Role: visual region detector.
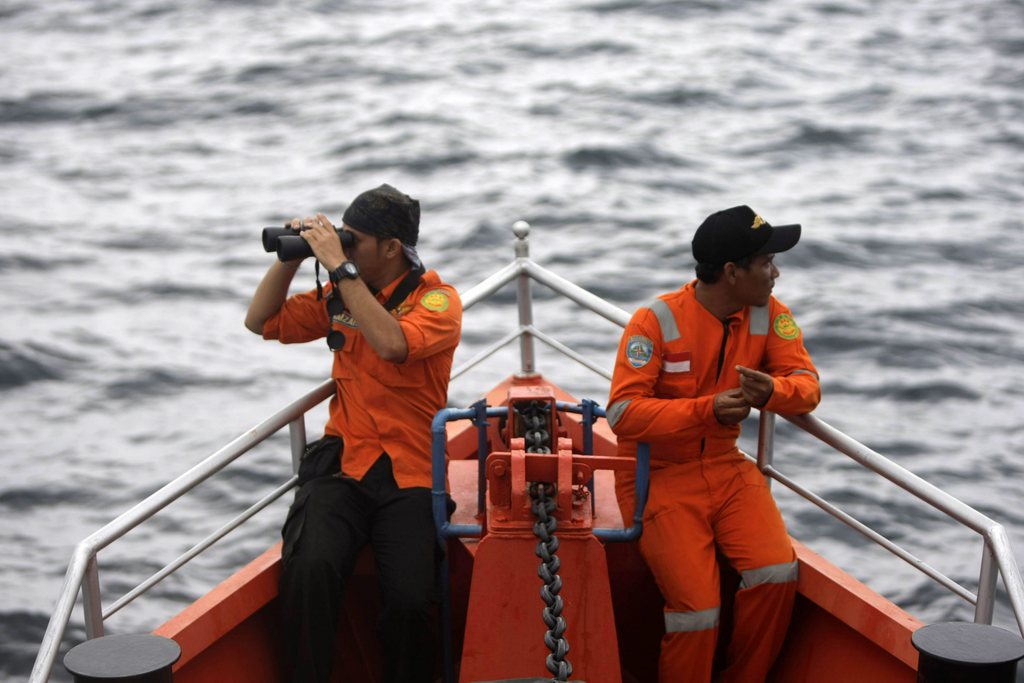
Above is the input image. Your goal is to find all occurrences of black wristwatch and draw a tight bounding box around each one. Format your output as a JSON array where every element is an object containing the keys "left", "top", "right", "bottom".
[{"left": 330, "top": 261, "right": 360, "bottom": 282}]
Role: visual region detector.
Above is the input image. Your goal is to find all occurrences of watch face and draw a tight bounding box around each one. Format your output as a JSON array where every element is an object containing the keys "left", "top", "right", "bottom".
[{"left": 332, "top": 262, "right": 358, "bottom": 280}]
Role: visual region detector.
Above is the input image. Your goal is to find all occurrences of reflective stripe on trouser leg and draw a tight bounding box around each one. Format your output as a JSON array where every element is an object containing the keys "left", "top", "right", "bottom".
[
  {"left": 720, "top": 564, "right": 799, "bottom": 683},
  {"left": 661, "top": 609, "right": 719, "bottom": 683},
  {"left": 739, "top": 560, "right": 799, "bottom": 589},
  {"left": 664, "top": 606, "right": 720, "bottom": 633},
  {"left": 716, "top": 577, "right": 794, "bottom": 683}
]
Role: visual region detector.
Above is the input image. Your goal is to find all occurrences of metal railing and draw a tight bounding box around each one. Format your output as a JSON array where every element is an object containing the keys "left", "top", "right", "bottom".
[
  {"left": 755, "top": 410, "right": 1024, "bottom": 633},
  {"left": 29, "top": 386, "right": 329, "bottom": 682},
  {"left": 30, "top": 220, "right": 1024, "bottom": 681}
]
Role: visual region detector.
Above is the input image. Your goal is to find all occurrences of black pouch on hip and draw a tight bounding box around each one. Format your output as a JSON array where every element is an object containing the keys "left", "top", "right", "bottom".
[{"left": 296, "top": 435, "right": 343, "bottom": 487}]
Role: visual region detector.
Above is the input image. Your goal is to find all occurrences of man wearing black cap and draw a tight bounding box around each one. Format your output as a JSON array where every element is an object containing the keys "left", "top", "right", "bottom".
[
  {"left": 246, "top": 184, "right": 462, "bottom": 683},
  {"left": 606, "top": 206, "right": 820, "bottom": 683}
]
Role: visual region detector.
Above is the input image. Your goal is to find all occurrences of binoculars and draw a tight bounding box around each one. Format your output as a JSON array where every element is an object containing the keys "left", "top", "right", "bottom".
[{"left": 262, "top": 225, "right": 354, "bottom": 261}]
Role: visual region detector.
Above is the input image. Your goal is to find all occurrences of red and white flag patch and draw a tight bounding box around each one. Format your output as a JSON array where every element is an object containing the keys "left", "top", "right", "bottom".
[{"left": 663, "top": 351, "right": 691, "bottom": 373}]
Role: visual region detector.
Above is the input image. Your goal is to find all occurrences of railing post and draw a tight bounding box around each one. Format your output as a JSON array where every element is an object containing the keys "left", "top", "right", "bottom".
[
  {"left": 513, "top": 220, "right": 536, "bottom": 377},
  {"left": 82, "top": 555, "right": 103, "bottom": 639},
  {"left": 289, "top": 416, "right": 307, "bottom": 475},
  {"left": 977, "top": 538, "right": 999, "bottom": 624},
  {"left": 757, "top": 410, "right": 776, "bottom": 490}
]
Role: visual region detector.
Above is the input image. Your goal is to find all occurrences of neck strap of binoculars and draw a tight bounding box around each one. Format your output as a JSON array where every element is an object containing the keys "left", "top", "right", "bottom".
[{"left": 379, "top": 264, "right": 426, "bottom": 311}]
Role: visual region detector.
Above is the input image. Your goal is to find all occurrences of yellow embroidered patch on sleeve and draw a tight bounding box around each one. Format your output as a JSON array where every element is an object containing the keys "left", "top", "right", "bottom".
[
  {"left": 773, "top": 313, "right": 800, "bottom": 340},
  {"left": 420, "top": 289, "right": 450, "bottom": 312}
]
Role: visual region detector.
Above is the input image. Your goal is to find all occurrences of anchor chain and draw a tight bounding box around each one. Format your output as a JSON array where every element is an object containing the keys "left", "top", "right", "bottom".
[
  {"left": 518, "top": 400, "right": 551, "bottom": 453},
  {"left": 531, "top": 482, "right": 572, "bottom": 682},
  {"left": 517, "top": 399, "right": 571, "bottom": 682}
]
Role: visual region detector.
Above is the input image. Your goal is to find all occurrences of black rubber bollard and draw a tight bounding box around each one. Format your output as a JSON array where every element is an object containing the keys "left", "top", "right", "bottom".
[
  {"left": 912, "top": 622, "right": 1024, "bottom": 683},
  {"left": 63, "top": 633, "right": 181, "bottom": 683}
]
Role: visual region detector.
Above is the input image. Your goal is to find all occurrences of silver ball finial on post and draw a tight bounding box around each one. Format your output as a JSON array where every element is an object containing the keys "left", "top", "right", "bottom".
[{"left": 513, "top": 220, "right": 530, "bottom": 259}]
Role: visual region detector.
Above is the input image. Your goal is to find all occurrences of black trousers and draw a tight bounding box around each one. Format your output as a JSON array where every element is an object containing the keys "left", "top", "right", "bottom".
[{"left": 280, "top": 452, "right": 438, "bottom": 683}]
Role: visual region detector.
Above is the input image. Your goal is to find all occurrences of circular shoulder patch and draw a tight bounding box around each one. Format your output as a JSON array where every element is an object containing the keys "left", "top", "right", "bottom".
[
  {"left": 420, "top": 289, "right": 450, "bottom": 312},
  {"left": 626, "top": 335, "right": 654, "bottom": 368},
  {"left": 773, "top": 313, "right": 800, "bottom": 340}
]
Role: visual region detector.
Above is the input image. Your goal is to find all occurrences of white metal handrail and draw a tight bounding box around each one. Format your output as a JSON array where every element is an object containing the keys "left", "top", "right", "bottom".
[
  {"left": 30, "top": 384, "right": 331, "bottom": 683},
  {"left": 755, "top": 410, "right": 1024, "bottom": 633},
  {"left": 30, "top": 220, "right": 1024, "bottom": 682}
]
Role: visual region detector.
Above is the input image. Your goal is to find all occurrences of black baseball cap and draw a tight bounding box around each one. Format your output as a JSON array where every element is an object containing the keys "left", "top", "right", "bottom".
[{"left": 691, "top": 205, "right": 801, "bottom": 266}]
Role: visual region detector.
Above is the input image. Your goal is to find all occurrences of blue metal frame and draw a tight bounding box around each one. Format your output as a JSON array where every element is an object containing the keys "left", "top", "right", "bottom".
[
  {"left": 430, "top": 404, "right": 651, "bottom": 542},
  {"left": 470, "top": 399, "right": 491, "bottom": 519}
]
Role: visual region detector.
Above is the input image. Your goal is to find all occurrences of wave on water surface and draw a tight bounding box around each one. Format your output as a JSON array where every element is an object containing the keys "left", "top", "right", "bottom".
[{"left": 1, "top": 0, "right": 1023, "bottom": 680}]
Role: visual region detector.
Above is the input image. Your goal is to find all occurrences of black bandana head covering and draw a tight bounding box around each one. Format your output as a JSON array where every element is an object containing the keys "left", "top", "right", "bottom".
[{"left": 342, "top": 184, "right": 420, "bottom": 246}]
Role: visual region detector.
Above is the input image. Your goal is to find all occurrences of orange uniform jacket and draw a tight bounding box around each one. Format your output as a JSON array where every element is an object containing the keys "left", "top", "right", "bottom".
[
  {"left": 609, "top": 281, "right": 819, "bottom": 483},
  {"left": 263, "top": 269, "right": 462, "bottom": 489}
]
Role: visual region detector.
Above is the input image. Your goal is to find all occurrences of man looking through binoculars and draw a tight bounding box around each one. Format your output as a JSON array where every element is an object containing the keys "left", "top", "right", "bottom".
[{"left": 245, "top": 184, "right": 462, "bottom": 683}]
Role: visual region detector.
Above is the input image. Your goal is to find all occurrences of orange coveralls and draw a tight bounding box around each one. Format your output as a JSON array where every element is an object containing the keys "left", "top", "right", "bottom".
[{"left": 608, "top": 281, "right": 820, "bottom": 683}]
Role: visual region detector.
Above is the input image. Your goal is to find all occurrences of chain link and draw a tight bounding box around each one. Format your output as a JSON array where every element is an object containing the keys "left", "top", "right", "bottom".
[
  {"left": 532, "top": 482, "right": 572, "bottom": 682},
  {"left": 517, "top": 400, "right": 571, "bottom": 682},
  {"left": 517, "top": 400, "right": 551, "bottom": 453}
]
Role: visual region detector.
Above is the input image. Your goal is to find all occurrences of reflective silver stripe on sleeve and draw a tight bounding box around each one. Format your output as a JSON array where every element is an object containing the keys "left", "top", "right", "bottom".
[
  {"left": 646, "top": 298, "right": 681, "bottom": 343},
  {"left": 664, "top": 607, "right": 720, "bottom": 633},
  {"left": 749, "top": 305, "right": 769, "bottom": 335},
  {"left": 606, "top": 400, "right": 631, "bottom": 429},
  {"left": 739, "top": 561, "right": 799, "bottom": 589},
  {"left": 789, "top": 368, "right": 819, "bottom": 380}
]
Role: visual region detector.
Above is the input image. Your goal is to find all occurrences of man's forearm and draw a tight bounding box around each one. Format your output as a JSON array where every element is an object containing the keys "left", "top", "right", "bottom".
[
  {"left": 608, "top": 393, "right": 716, "bottom": 440},
  {"left": 763, "top": 372, "right": 821, "bottom": 414},
  {"left": 245, "top": 260, "right": 302, "bottom": 334}
]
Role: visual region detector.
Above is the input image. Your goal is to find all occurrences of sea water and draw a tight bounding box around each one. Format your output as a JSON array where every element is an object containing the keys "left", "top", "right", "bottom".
[{"left": 1, "top": 1, "right": 1023, "bottom": 680}]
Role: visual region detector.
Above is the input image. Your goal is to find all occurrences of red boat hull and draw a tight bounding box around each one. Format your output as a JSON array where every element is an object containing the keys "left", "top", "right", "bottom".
[{"left": 155, "top": 376, "right": 923, "bottom": 682}]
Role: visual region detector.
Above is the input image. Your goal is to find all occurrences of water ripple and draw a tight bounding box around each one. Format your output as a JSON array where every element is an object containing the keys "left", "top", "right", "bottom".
[
  {"left": 823, "top": 379, "right": 982, "bottom": 402},
  {"left": 562, "top": 144, "right": 691, "bottom": 170},
  {"left": 0, "top": 342, "right": 67, "bottom": 390},
  {"left": 103, "top": 367, "right": 250, "bottom": 401},
  {"left": 2, "top": 2, "right": 1023, "bottom": 679}
]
